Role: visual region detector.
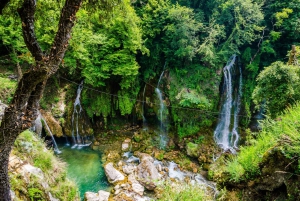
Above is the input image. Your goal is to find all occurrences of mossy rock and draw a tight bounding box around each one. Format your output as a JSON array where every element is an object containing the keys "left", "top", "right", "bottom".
[{"left": 186, "top": 142, "right": 199, "bottom": 158}]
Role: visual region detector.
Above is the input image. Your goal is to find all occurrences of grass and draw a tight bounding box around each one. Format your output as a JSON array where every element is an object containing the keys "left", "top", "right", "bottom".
[
  {"left": 158, "top": 182, "right": 214, "bottom": 201},
  {"left": 10, "top": 130, "right": 80, "bottom": 200},
  {"left": 219, "top": 103, "right": 300, "bottom": 182},
  {"left": 0, "top": 76, "right": 17, "bottom": 103}
]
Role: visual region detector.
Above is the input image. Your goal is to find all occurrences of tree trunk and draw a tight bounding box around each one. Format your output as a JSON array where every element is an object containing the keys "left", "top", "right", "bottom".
[{"left": 0, "top": 0, "right": 83, "bottom": 200}]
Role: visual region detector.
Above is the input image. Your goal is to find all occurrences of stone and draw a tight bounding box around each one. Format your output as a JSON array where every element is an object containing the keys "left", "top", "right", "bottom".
[
  {"left": 123, "top": 165, "right": 135, "bottom": 175},
  {"left": 48, "top": 192, "right": 59, "bottom": 201},
  {"left": 84, "top": 190, "right": 110, "bottom": 201},
  {"left": 186, "top": 142, "right": 199, "bottom": 158},
  {"left": 104, "top": 162, "right": 125, "bottom": 183},
  {"left": 136, "top": 152, "right": 154, "bottom": 163},
  {"left": 136, "top": 159, "right": 160, "bottom": 190},
  {"left": 122, "top": 138, "right": 131, "bottom": 151},
  {"left": 131, "top": 183, "right": 144, "bottom": 196}
]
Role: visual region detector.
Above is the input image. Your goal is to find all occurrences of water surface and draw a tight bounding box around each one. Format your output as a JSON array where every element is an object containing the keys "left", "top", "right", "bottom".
[{"left": 58, "top": 145, "right": 109, "bottom": 199}]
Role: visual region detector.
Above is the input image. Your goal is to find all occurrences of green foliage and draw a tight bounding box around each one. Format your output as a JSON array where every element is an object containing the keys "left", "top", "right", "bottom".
[
  {"left": 252, "top": 61, "right": 300, "bottom": 117},
  {"left": 0, "top": 76, "right": 17, "bottom": 104},
  {"left": 159, "top": 182, "right": 213, "bottom": 201},
  {"left": 28, "top": 188, "right": 43, "bottom": 201},
  {"left": 220, "top": 103, "right": 300, "bottom": 182}
]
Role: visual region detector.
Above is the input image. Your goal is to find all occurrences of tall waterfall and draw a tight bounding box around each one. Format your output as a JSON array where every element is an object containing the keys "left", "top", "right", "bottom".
[
  {"left": 214, "top": 54, "right": 242, "bottom": 153},
  {"left": 155, "top": 62, "right": 168, "bottom": 149},
  {"left": 41, "top": 115, "right": 61, "bottom": 154},
  {"left": 71, "top": 81, "right": 86, "bottom": 147}
]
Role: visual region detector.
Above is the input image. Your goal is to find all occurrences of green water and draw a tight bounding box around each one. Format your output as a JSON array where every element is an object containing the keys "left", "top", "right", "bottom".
[{"left": 58, "top": 145, "right": 109, "bottom": 199}]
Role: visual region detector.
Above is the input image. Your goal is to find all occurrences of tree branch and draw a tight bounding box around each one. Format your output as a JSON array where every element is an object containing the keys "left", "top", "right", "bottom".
[
  {"left": 17, "top": 0, "right": 44, "bottom": 62},
  {"left": 49, "top": 0, "right": 83, "bottom": 74}
]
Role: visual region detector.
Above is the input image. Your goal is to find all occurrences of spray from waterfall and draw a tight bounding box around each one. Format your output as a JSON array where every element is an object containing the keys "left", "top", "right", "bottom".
[
  {"left": 214, "top": 54, "right": 242, "bottom": 153},
  {"left": 41, "top": 115, "right": 62, "bottom": 154},
  {"left": 155, "top": 62, "right": 168, "bottom": 149}
]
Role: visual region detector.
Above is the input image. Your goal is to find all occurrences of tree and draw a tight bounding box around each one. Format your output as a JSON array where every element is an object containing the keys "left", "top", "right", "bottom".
[
  {"left": 0, "top": 0, "right": 83, "bottom": 199},
  {"left": 252, "top": 61, "right": 300, "bottom": 117}
]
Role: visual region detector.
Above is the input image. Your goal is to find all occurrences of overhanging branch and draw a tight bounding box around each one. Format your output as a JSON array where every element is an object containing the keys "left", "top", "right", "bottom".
[
  {"left": 49, "top": 0, "right": 83, "bottom": 74},
  {"left": 18, "top": 0, "right": 44, "bottom": 62}
]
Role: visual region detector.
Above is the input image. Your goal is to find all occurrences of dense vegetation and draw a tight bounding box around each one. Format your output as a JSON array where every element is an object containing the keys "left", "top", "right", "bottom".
[{"left": 1, "top": 0, "right": 299, "bottom": 133}]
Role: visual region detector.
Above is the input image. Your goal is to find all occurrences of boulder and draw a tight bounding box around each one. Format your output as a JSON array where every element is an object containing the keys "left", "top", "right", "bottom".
[
  {"left": 104, "top": 162, "right": 125, "bottom": 183},
  {"left": 131, "top": 183, "right": 144, "bottom": 196},
  {"left": 186, "top": 142, "right": 199, "bottom": 158},
  {"left": 122, "top": 138, "right": 131, "bottom": 151},
  {"left": 84, "top": 190, "right": 110, "bottom": 201},
  {"left": 123, "top": 165, "right": 135, "bottom": 175},
  {"left": 137, "top": 159, "right": 160, "bottom": 190}
]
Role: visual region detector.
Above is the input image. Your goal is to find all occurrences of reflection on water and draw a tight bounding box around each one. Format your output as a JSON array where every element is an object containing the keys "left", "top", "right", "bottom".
[{"left": 58, "top": 145, "right": 109, "bottom": 199}]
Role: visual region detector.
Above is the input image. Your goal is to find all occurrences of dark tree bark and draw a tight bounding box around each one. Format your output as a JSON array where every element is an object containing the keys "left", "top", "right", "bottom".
[{"left": 0, "top": 0, "right": 83, "bottom": 200}]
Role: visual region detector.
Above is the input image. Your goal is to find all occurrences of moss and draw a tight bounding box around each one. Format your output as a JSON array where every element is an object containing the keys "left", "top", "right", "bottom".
[{"left": 0, "top": 77, "right": 17, "bottom": 104}]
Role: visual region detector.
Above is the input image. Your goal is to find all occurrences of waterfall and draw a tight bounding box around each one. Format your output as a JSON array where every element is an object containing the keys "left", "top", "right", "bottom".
[
  {"left": 71, "top": 81, "right": 91, "bottom": 148},
  {"left": 155, "top": 62, "right": 168, "bottom": 149},
  {"left": 214, "top": 54, "right": 242, "bottom": 153},
  {"left": 41, "top": 115, "right": 61, "bottom": 154}
]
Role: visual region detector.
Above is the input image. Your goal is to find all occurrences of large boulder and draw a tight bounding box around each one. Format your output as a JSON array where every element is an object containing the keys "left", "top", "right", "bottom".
[
  {"left": 136, "top": 159, "right": 160, "bottom": 190},
  {"left": 84, "top": 190, "right": 110, "bottom": 201},
  {"left": 104, "top": 162, "right": 125, "bottom": 184}
]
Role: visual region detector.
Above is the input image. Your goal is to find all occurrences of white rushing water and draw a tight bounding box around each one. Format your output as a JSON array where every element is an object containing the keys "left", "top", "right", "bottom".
[
  {"left": 155, "top": 62, "right": 168, "bottom": 149},
  {"left": 70, "top": 81, "right": 92, "bottom": 148},
  {"left": 41, "top": 115, "right": 61, "bottom": 154},
  {"left": 214, "top": 54, "right": 242, "bottom": 153}
]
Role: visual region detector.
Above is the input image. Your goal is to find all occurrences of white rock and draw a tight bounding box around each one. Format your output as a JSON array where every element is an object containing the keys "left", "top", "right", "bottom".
[
  {"left": 84, "top": 190, "right": 110, "bottom": 201},
  {"left": 48, "top": 192, "right": 59, "bottom": 201},
  {"left": 128, "top": 174, "right": 139, "bottom": 184},
  {"left": 104, "top": 162, "right": 125, "bottom": 183},
  {"left": 131, "top": 183, "right": 144, "bottom": 196},
  {"left": 122, "top": 138, "right": 131, "bottom": 151},
  {"left": 123, "top": 165, "right": 135, "bottom": 175}
]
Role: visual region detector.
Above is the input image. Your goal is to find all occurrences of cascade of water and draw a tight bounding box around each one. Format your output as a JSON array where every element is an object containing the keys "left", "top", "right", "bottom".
[
  {"left": 71, "top": 81, "right": 83, "bottom": 147},
  {"left": 155, "top": 62, "right": 168, "bottom": 149},
  {"left": 41, "top": 116, "right": 62, "bottom": 154},
  {"left": 214, "top": 54, "right": 242, "bottom": 153},
  {"left": 231, "top": 58, "right": 243, "bottom": 148}
]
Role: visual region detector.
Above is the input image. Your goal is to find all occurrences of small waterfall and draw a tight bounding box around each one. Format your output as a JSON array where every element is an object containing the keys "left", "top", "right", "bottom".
[
  {"left": 71, "top": 81, "right": 83, "bottom": 146},
  {"left": 214, "top": 54, "right": 242, "bottom": 153},
  {"left": 155, "top": 62, "right": 168, "bottom": 149},
  {"left": 71, "top": 81, "right": 91, "bottom": 148},
  {"left": 41, "top": 115, "right": 61, "bottom": 154}
]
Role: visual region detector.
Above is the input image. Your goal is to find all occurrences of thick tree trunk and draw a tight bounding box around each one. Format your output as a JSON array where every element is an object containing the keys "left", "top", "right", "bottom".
[{"left": 0, "top": 0, "right": 83, "bottom": 200}]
